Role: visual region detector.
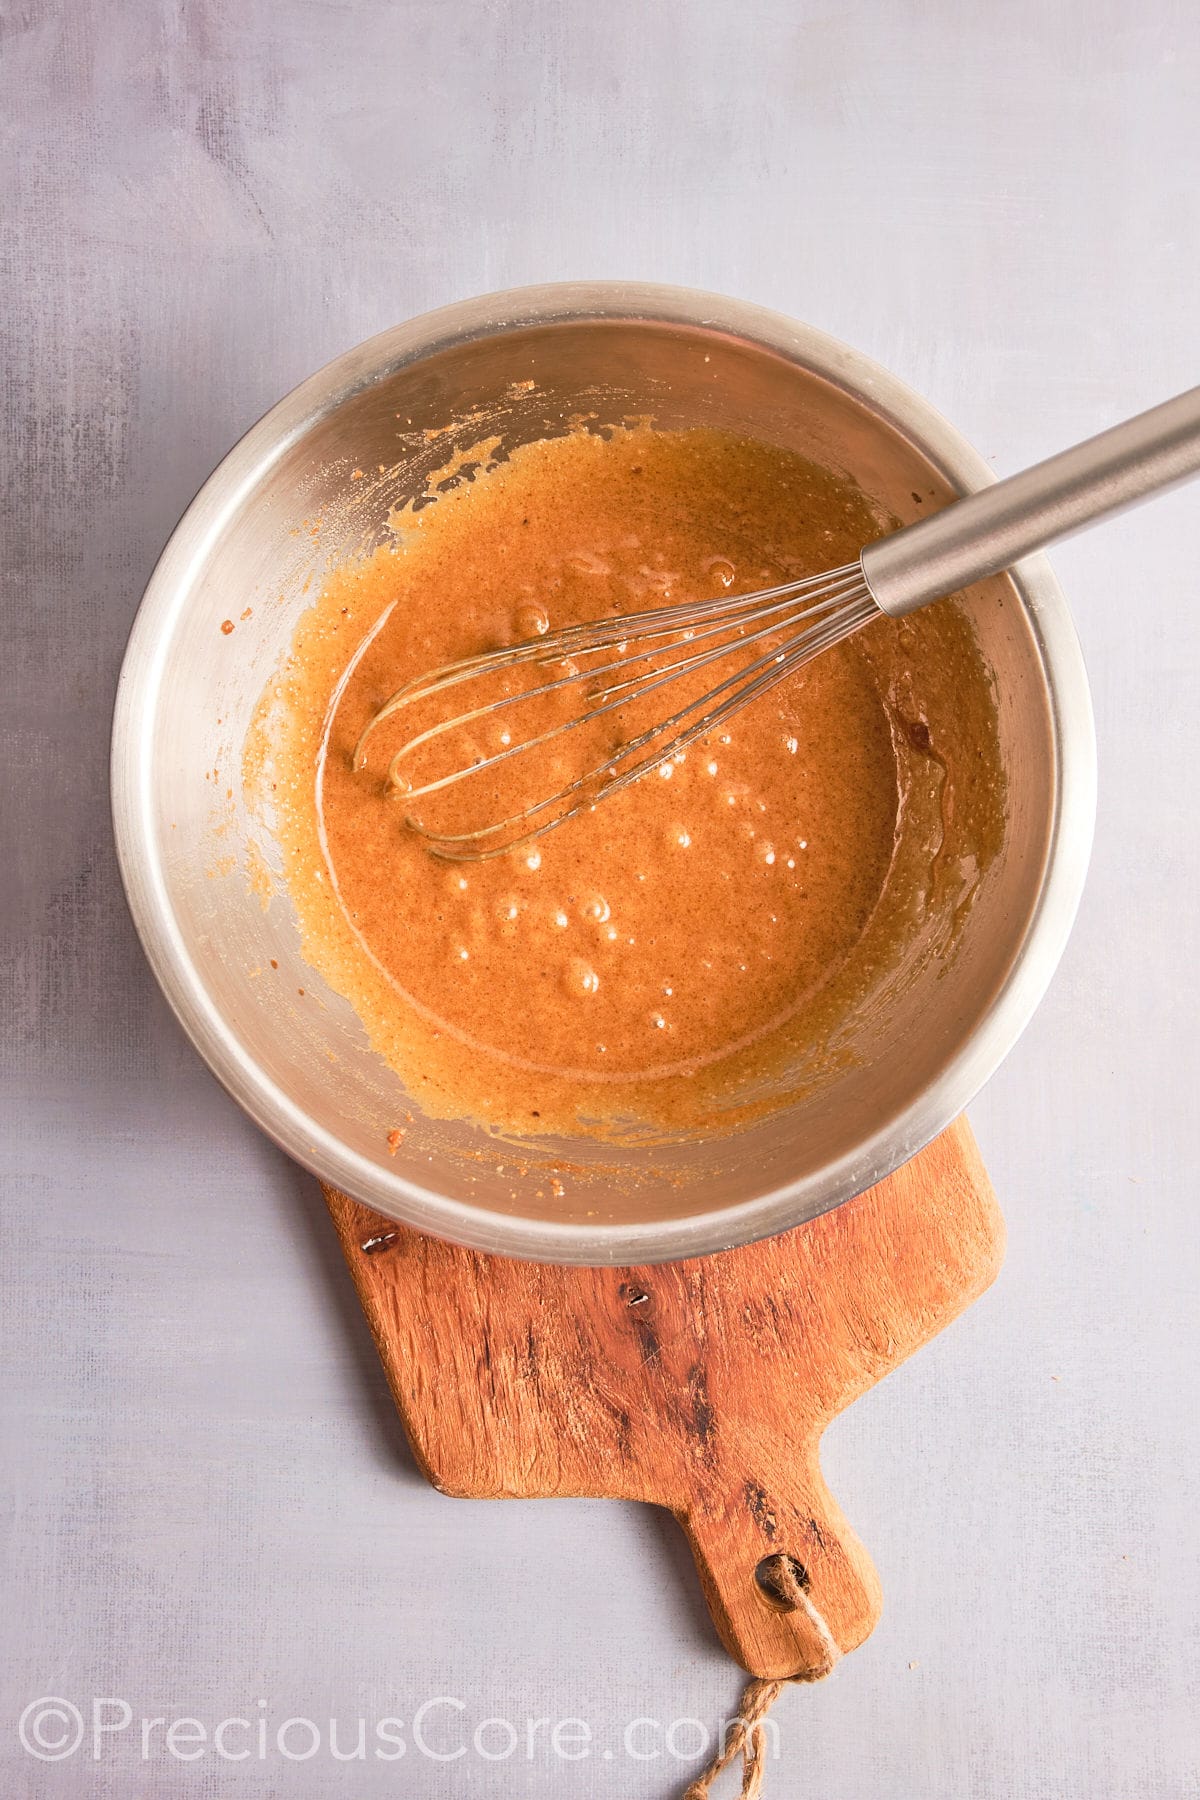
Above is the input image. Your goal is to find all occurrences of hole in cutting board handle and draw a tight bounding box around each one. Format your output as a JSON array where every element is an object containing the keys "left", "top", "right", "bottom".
[{"left": 754, "top": 1554, "right": 810, "bottom": 1609}]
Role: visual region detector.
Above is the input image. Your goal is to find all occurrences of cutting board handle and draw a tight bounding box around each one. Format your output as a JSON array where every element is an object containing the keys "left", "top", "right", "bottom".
[{"left": 681, "top": 1453, "right": 882, "bottom": 1676}]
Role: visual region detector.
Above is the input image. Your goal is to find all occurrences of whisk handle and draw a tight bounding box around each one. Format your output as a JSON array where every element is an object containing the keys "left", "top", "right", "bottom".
[{"left": 861, "top": 384, "right": 1200, "bottom": 617}]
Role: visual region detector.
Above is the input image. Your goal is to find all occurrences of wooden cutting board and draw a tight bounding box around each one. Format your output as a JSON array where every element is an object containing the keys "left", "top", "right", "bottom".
[{"left": 322, "top": 1117, "right": 1003, "bottom": 1680}]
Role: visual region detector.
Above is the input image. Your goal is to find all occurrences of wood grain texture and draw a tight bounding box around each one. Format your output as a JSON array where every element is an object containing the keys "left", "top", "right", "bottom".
[{"left": 323, "top": 1118, "right": 1003, "bottom": 1679}]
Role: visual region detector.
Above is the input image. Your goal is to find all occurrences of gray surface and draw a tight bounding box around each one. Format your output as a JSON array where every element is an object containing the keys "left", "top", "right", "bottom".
[{"left": 2, "top": 1, "right": 1197, "bottom": 1794}]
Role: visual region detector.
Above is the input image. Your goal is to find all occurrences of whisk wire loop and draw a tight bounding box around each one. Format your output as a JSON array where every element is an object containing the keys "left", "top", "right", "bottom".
[
  {"left": 419, "top": 597, "right": 876, "bottom": 861},
  {"left": 353, "top": 564, "right": 879, "bottom": 860},
  {"left": 380, "top": 571, "right": 870, "bottom": 804}
]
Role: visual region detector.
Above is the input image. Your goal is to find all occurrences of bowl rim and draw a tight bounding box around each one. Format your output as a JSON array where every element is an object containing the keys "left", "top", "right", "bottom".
[{"left": 110, "top": 280, "right": 1096, "bottom": 1264}]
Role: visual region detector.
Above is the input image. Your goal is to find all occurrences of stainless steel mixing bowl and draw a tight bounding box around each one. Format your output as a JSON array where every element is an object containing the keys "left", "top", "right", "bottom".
[{"left": 111, "top": 282, "right": 1095, "bottom": 1263}]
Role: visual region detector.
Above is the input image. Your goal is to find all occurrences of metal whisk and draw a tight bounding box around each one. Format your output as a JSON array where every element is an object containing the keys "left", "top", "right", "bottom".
[{"left": 355, "top": 387, "right": 1200, "bottom": 861}]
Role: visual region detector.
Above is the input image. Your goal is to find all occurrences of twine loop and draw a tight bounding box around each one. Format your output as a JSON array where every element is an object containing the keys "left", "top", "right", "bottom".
[{"left": 680, "top": 1554, "right": 840, "bottom": 1800}]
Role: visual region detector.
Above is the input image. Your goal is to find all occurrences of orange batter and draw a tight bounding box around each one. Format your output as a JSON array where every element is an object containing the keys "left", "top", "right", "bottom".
[{"left": 255, "top": 426, "right": 1004, "bottom": 1141}]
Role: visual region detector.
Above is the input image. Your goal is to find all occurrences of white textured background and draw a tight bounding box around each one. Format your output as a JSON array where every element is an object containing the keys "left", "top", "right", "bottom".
[{"left": 3, "top": 2, "right": 1198, "bottom": 1795}]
